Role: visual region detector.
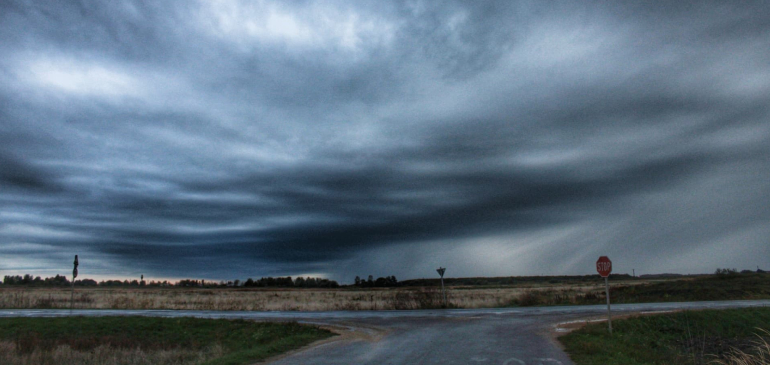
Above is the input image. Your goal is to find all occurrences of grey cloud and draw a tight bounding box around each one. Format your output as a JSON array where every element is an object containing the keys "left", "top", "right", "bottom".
[
  {"left": 0, "top": 152, "right": 59, "bottom": 192},
  {"left": 1, "top": 1, "right": 769, "bottom": 281}
]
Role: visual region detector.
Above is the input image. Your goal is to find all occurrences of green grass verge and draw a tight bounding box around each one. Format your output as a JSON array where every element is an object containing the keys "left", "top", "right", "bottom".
[
  {"left": 0, "top": 316, "right": 335, "bottom": 365},
  {"left": 559, "top": 307, "right": 770, "bottom": 365}
]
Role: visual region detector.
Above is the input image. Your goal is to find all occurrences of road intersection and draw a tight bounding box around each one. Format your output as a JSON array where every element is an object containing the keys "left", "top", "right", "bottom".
[{"left": 3, "top": 300, "right": 769, "bottom": 364}]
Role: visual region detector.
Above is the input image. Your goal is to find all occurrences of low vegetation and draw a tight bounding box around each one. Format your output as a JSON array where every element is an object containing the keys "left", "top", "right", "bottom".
[
  {"left": 1, "top": 272, "right": 766, "bottom": 311},
  {"left": 400, "top": 274, "right": 634, "bottom": 287},
  {"left": 559, "top": 307, "right": 770, "bottom": 365},
  {"left": 0, "top": 316, "right": 333, "bottom": 365},
  {"left": 597, "top": 272, "right": 770, "bottom": 304},
  {"left": 0, "top": 286, "right": 507, "bottom": 310},
  {"left": 712, "top": 329, "right": 770, "bottom": 365},
  {"left": 508, "top": 273, "right": 770, "bottom": 307}
]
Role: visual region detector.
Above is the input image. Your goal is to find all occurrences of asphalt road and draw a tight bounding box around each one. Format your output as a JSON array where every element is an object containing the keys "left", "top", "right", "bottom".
[{"left": 2, "top": 300, "right": 769, "bottom": 364}]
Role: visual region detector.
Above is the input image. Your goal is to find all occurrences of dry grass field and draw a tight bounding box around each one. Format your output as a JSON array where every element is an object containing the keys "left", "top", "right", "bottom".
[
  {"left": 4, "top": 273, "right": 762, "bottom": 311},
  {"left": 0, "top": 280, "right": 627, "bottom": 311}
]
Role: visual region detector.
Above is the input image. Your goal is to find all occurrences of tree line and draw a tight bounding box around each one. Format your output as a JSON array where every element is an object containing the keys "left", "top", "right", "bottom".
[
  {"left": 3, "top": 274, "right": 97, "bottom": 287},
  {"left": 354, "top": 275, "right": 399, "bottom": 287},
  {"left": 1, "top": 274, "right": 339, "bottom": 288},
  {"left": 2, "top": 274, "right": 171, "bottom": 287},
  {"left": 242, "top": 276, "right": 339, "bottom": 288}
]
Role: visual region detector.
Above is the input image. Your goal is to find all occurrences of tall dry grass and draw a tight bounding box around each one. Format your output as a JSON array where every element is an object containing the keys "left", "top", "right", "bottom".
[
  {"left": 0, "top": 284, "right": 609, "bottom": 311},
  {"left": 0, "top": 341, "right": 224, "bottom": 365},
  {"left": 711, "top": 330, "right": 770, "bottom": 365}
]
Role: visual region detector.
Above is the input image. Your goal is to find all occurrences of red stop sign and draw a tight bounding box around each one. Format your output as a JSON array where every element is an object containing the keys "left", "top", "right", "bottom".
[{"left": 596, "top": 256, "right": 612, "bottom": 277}]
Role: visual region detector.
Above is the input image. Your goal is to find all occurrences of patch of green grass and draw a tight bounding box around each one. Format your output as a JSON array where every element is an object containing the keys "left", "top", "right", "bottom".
[
  {"left": 0, "top": 316, "right": 334, "bottom": 365},
  {"left": 559, "top": 307, "right": 770, "bottom": 365}
]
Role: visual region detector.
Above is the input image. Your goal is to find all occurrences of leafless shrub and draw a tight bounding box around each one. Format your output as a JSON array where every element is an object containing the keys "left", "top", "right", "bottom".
[
  {"left": 32, "top": 295, "right": 57, "bottom": 309},
  {"left": 515, "top": 290, "right": 545, "bottom": 306},
  {"left": 512, "top": 288, "right": 601, "bottom": 306},
  {"left": 388, "top": 287, "right": 447, "bottom": 309}
]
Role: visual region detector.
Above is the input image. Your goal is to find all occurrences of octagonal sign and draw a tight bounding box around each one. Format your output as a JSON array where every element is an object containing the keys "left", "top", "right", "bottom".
[{"left": 596, "top": 256, "right": 612, "bottom": 277}]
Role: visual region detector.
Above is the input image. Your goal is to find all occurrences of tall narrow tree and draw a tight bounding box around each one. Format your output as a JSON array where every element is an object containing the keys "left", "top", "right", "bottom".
[{"left": 70, "top": 255, "right": 78, "bottom": 311}]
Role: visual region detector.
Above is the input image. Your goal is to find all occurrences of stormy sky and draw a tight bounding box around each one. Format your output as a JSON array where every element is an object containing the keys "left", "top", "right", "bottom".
[{"left": 1, "top": 1, "right": 769, "bottom": 283}]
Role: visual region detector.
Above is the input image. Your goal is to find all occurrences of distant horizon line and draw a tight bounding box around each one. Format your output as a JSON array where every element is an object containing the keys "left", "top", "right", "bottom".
[{"left": 3, "top": 268, "right": 758, "bottom": 286}]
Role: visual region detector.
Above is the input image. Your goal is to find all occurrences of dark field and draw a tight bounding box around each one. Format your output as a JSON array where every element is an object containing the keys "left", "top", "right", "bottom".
[{"left": 0, "top": 316, "right": 334, "bottom": 365}]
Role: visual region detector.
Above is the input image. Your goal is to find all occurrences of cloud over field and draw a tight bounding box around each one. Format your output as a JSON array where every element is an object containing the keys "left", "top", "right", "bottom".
[{"left": 1, "top": 1, "right": 769, "bottom": 281}]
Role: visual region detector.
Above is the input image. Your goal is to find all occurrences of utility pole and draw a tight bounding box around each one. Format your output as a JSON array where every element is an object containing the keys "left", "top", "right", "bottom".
[
  {"left": 436, "top": 267, "right": 447, "bottom": 307},
  {"left": 71, "top": 255, "right": 78, "bottom": 312}
]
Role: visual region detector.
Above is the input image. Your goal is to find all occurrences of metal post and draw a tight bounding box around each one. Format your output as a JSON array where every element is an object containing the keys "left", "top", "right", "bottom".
[
  {"left": 605, "top": 276, "right": 612, "bottom": 335},
  {"left": 440, "top": 276, "right": 446, "bottom": 307},
  {"left": 436, "top": 267, "right": 447, "bottom": 308}
]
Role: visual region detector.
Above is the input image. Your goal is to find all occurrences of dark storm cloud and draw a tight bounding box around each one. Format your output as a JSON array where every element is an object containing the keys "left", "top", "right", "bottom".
[
  {"left": 0, "top": 152, "right": 59, "bottom": 192},
  {"left": 1, "top": 0, "right": 769, "bottom": 281}
]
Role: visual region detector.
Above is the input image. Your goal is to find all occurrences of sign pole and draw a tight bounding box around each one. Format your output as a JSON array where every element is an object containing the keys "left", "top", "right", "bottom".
[
  {"left": 596, "top": 256, "right": 612, "bottom": 335},
  {"left": 605, "top": 276, "right": 612, "bottom": 335},
  {"left": 436, "top": 267, "right": 447, "bottom": 308}
]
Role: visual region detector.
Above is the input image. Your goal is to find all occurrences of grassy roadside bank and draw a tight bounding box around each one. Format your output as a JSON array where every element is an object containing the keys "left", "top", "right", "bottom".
[
  {"left": 0, "top": 316, "right": 334, "bottom": 365},
  {"left": 558, "top": 307, "right": 770, "bottom": 365}
]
